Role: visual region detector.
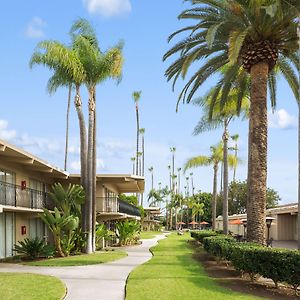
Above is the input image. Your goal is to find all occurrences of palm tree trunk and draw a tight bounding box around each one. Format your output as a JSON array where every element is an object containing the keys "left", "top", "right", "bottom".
[
  {"left": 247, "top": 62, "right": 268, "bottom": 244},
  {"left": 298, "top": 102, "right": 300, "bottom": 250},
  {"left": 74, "top": 85, "right": 88, "bottom": 233},
  {"left": 142, "top": 135, "right": 145, "bottom": 176},
  {"left": 64, "top": 84, "right": 72, "bottom": 171},
  {"left": 212, "top": 163, "right": 218, "bottom": 231},
  {"left": 86, "top": 88, "right": 95, "bottom": 253},
  {"left": 220, "top": 162, "right": 223, "bottom": 192},
  {"left": 222, "top": 120, "right": 229, "bottom": 235},
  {"left": 92, "top": 90, "right": 97, "bottom": 252},
  {"left": 136, "top": 105, "right": 140, "bottom": 175},
  {"left": 233, "top": 141, "right": 238, "bottom": 182},
  {"left": 297, "top": 16, "right": 300, "bottom": 250}
]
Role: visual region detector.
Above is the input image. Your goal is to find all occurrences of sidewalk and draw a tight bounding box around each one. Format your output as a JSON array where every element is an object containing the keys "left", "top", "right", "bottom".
[{"left": 0, "top": 234, "right": 167, "bottom": 300}]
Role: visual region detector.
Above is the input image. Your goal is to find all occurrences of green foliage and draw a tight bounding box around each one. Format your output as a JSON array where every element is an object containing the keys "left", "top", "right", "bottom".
[
  {"left": 116, "top": 220, "right": 140, "bottom": 246},
  {"left": 40, "top": 207, "right": 79, "bottom": 256},
  {"left": 49, "top": 183, "right": 85, "bottom": 217},
  {"left": 217, "top": 180, "right": 280, "bottom": 215},
  {"left": 95, "top": 224, "right": 115, "bottom": 249},
  {"left": 199, "top": 235, "right": 300, "bottom": 290},
  {"left": 190, "top": 230, "right": 218, "bottom": 243},
  {"left": 118, "top": 194, "right": 138, "bottom": 206},
  {"left": 164, "top": 0, "right": 299, "bottom": 110},
  {"left": 192, "top": 193, "right": 213, "bottom": 222},
  {"left": 13, "top": 238, "right": 55, "bottom": 259}
]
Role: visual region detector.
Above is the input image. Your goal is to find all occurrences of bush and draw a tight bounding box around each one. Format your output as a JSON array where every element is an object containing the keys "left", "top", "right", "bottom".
[
  {"left": 116, "top": 220, "right": 140, "bottom": 246},
  {"left": 193, "top": 234, "right": 300, "bottom": 290},
  {"left": 13, "top": 238, "right": 55, "bottom": 259},
  {"left": 190, "top": 230, "right": 217, "bottom": 243}
]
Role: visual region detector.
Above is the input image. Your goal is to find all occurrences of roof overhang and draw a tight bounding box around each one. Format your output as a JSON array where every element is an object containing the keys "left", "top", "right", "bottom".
[
  {"left": 0, "top": 205, "right": 44, "bottom": 214},
  {"left": 0, "top": 139, "right": 68, "bottom": 179},
  {"left": 69, "top": 174, "right": 145, "bottom": 193},
  {"left": 97, "top": 212, "right": 141, "bottom": 221}
]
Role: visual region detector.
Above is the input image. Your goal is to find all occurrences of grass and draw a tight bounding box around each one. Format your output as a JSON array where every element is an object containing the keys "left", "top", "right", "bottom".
[
  {"left": 126, "top": 233, "right": 261, "bottom": 300},
  {"left": 25, "top": 250, "right": 127, "bottom": 267},
  {"left": 139, "top": 231, "right": 163, "bottom": 239},
  {"left": 0, "top": 273, "right": 66, "bottom": 300}
]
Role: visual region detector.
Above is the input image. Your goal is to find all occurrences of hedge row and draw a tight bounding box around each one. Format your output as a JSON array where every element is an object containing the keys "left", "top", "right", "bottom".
[
  {"left": 192, "top": 233, "right": 300, "bottom": 290},
  {"left": 190, "top": 230, "right": 218, "bottom": 242}
]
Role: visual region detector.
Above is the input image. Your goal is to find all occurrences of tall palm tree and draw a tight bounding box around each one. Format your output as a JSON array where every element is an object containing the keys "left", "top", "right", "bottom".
[
  {"left": 193, "top": 88, "right": 248, "bottom": 234},
  {"left": 30, "top": 37, "right": 88, "bottom": 232},
  {"left": 131, "top": 157, "right": 136, "bottom": 174},
  {"left": 170, "top": 147, "right": 176, "bottom": 191},
  {"left": 184, "top": 145, "right": 220, "bottom": 230},
  {"left": 189, "top": 172, "right": 194, "bottom": 196},
  {"left": 177, "top": 167, "right": 182, "bottom": 194},
  {"left": 148, "top": 166, "right": 154, "bottom": 191},
  {"left": 139, "top": 128, "right": 145, "bottom": 176},
  {"left": 70, "top": 19, "right": 123, "bottom": 253},
  {"left": 164, "top": 1, "right": 299, "bottom": 244},
  {"left": 184, "top": 143, "right": 236, "bottom": 230},
  {"left": 230, "top": 134, "right": 240, "bottom": 182},
  {"left": 133, "top": 91, "right": 142, "bottom": 175}
]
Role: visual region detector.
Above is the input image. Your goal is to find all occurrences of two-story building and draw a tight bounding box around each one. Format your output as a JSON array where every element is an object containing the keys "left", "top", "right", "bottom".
[{"left": 0, "top": 139, "right": 144, "bottom": 259}]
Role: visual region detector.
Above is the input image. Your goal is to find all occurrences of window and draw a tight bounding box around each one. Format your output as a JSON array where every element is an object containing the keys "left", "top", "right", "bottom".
[{"left": 0, "top": 169, "right": 16, "bottom": 206}]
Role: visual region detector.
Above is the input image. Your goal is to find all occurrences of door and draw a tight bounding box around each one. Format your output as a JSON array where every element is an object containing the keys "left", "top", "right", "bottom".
[{"left": 0, "top": 212, "right": 15, "bottom": 258}]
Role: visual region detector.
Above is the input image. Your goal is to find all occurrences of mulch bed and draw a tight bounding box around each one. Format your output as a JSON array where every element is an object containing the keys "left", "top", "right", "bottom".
[{"left": 189, "top": 240, "right": 299, "bottom": 299}]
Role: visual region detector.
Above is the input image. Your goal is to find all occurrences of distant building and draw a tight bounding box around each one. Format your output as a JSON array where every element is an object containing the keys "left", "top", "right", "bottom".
[
  {"left": 0, "top": 139, "right": 144, "bottom": 259},
  {"left": 216, "top": 203, "right": 298, "bottom": 241}
]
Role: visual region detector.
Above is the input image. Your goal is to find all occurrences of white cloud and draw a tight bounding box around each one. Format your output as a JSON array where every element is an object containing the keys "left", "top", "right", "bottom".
[
  {"left": 83, "top": 0, "right": 131, "bottom": 17},
  {"left": 268, "top": 109, "right": 297, "bottom": 130},
  {"left": 70, "top": 160, "right": 81, "bottom": 171},
  {"left": 0, "top": 120, "right": 17, "bottom": 140},
  {"left": 70, "top": 159, "right": 105, "bottom": 172},
  {"left": 25, "top": 17, "right": 46, "bottom": 39}
]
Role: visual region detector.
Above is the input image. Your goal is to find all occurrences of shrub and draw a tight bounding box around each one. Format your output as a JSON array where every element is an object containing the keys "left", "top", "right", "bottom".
[
  {"left": 13, "top": 238, "right": 55, "bottom": 259},
  {"left": 190, "top": 230, "right": 217, "bottom": 243},
  {"left": 193, "top": 234, "right": 300, "bottom": 291},
  {"left": 116, "top": 220, "right": 140, "bottom": 246}
]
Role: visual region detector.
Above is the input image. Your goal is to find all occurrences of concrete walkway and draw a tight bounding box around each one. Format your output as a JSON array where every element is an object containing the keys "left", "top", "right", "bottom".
[{"left": 0, "top": 234, "right": 167, "bottom": 300}]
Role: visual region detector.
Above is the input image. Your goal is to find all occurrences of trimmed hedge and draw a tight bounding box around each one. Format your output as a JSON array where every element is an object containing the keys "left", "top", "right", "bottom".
[
  {"left": 193, "top": 233, "right": 300, "bottom": 290},
  {"left": 190, "top": 230, "right": 218, "bottom": 243}
]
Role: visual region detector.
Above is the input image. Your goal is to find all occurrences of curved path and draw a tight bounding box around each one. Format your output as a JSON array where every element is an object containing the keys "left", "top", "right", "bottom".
[{"left": 0, "top": 234, "right": 166, "bottom": 300}]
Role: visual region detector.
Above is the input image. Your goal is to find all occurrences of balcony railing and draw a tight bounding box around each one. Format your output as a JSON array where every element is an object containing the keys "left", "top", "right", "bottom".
[
  {"left": 0, "top": 181, "right": 53, "bottom": 210},
  {"left": 118, "top": 199, "right": 141, "bottom": 217},
  {"left": 97, "top": 197, "right": 141, "bottom": 217}
]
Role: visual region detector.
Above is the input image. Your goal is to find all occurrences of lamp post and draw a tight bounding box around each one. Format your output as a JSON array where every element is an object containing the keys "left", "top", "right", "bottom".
[
  {"left": 266, "top": 217, "right": 275, "bottom": 245},
  {"left": 241, "top": 219, "right": 247, "bottom": 241}
]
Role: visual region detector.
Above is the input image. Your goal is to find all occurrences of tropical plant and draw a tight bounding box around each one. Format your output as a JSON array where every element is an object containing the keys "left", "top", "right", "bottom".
[
  {"left": 164, "top": 0, "right": 299, "bottom": 244},
  {"left": 184, "top": 143, "right": 236, "bottom": 230},
  {"left": 95, "top": 224, "right": 115, "bottom": 249},
  {"left": 13, "top": 237, "right": 55, "bottom": 260},
  {"left": 49, "top": 183, "right": 85, "bottom": 217},
  {"left": 40, "top": 208, "right": 79, "bottom": 257},
  {"left": 116, "top": 220, "right": 140, "bottom": 246},
  {"left": 133, "top": 91, "right": 142, "bottom": 175},
  {"left": 193, "top": 87, "right": 248, "bottom": 234}
]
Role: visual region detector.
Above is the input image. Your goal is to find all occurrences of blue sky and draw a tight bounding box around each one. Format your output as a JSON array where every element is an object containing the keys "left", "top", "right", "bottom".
[{"left": 0, "top": 0, "right": 298, "bottom": 205}]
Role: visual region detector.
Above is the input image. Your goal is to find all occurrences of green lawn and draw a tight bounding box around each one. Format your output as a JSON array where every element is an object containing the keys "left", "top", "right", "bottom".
[
  {"left": 0, "top": 273, "right": 66, "bottom": 300},
  {"left": 139, "top": 231, "right": 163, "bottom": 239},
  {"left": 126, "top": 233, "right": 261, "bottom": 300},
  {"left": 25, "top": 250, "right": 127, "bottom": 267}
]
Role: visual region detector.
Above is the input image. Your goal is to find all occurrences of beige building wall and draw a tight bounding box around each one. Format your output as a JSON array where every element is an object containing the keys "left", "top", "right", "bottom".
[
  {"left": 15, "top": 213, "right": 30, "bottom": 242},
  {"left": 277, "top": 214, "right": 297, "bottom": 240}
]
